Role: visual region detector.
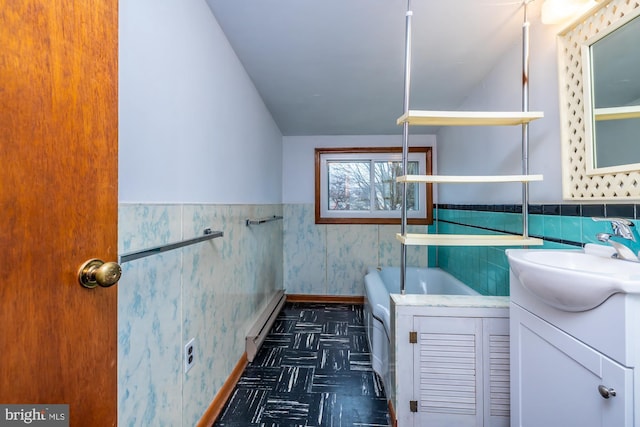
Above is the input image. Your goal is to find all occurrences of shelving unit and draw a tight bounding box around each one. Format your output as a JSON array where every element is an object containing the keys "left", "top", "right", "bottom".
[
  {"left": 397, "top": 0, "right": 544, "bottom": 293},
  {"left": 397, "top": 110, "right": 544, "bottom": 126},
  {"left": 594, "top": 105, "right": 640, "bottom": 121},
  {"left": 396, "top": 233, "right": 542, "bottom": 247},
  {"left": 397, "top": 174, "right": 543, "bottom": 184}
]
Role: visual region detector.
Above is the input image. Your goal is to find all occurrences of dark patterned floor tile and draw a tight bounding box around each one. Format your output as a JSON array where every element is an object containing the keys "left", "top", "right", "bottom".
[
  {"left": 216, "top": 388, "right": 269, "bottom": 425},
  {"left": 322, "top": 321, "right": 349, "bottom": 335},
  {"left": 316, "top": 392, "right": 390, "bottom": 426},
  {"left": 349, "top": 352, "right": 374, "bottom": 371},
  {"left": 271, "top": 318, "right": 297, "bottom": 334},
  {"left": 294, "top": 321, "right": 323, "bottom": 333},
  {"left": 292, "top": 332, "right": 320, "bottom": 351},
  {"left": 251, "top": 346, "right": 287, "bottom": 368},
  {"left": 353, "top": 306, "right": 364, "bottom": 324},
  {"left": 213, "top": 304, "right": 389, "bottom": 427},
  {"left": 216, "top": 423, "right": 309, "bottom": 427},
  {"left": 281, "top": 350, "right": 319, "bottom": 368},
  {"left": 259, "top": 394, "right": 314, "bottom": 425},
  {"left": 350, "top": 332, "right": 369, "bottom": 352},
  {"left": 236, "top": 367, "right": 281, "bottom": 390},
  {"left": 317, "top": 348, "right": 350, "bottom": 371},
  {"left": 321, "top": 304, "right": 358, "bottom": 312},
  {"left": 348, "top": 324, "right": 366, "bottom": 334},
  {"left": 318, "top": 335, "right": 350, "bottom": 350},
  {"left": 275, "top": 366, "right": 315, "bottom": 394},
  {"left": 287, "top": 302, "right": 324, "bottom": 310},
  {"left": 299, "top": 309, "right": 319, "bottom": 323},
  {"left": 315, "top": 310, "right": 358, "bottom": 325},
  {"left": 312, "top": 371, "right": 385, "bottom": 397},
  {"left": 279, "top": 308, "right": 305, "bottom": 320},
  {"left": 261, "top": 333, "right": 294, "bottom": 349}
]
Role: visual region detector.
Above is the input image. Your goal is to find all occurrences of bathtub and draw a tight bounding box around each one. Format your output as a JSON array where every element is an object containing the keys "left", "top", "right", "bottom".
[{"left": 363, "top": 266, "right": 480, "bottom": 394}]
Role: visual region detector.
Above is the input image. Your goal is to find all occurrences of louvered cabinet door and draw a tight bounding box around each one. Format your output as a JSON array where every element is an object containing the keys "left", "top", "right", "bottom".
[
  {"left": 483, "top": 318, "right": 510, "bottom": 427},
  {"left": 413, "top": 316, "right": 484, "bottom": 427}
]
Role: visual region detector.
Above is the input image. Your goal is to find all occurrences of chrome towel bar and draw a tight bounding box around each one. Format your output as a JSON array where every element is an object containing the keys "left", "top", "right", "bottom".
[
  {"left": 245, "top": 215, "right": 283, "bottom": 226},
  {"left": 119, "top": 228, "right": 223, "bottom": 264}
]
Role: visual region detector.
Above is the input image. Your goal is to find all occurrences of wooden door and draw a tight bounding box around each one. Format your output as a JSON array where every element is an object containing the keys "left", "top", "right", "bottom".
[{"left": 0, "top": 1, "right": 118, "bottom": 425}]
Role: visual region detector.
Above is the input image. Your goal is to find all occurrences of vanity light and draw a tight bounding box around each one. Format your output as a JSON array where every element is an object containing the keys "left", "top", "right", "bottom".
[{"left": 541, "top": 0, "right": 598, "bottom": 25}]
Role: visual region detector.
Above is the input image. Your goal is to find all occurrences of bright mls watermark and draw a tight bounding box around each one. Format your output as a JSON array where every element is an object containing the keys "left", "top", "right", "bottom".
[{"left": 0, "top": 405, "right": 68, "bottom": 426}]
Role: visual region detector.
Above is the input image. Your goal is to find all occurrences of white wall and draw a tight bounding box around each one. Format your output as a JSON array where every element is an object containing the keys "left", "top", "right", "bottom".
[
  {"left": 282, "top": 134, "right": 437, "bottom": 203},
  {"left": 118, "top": 1, "right": 284, "bottom": 424},
  {"left": 282, "top": 17, "right": 566, "bottom": 206},
  {"left": 119, "top": 0, "right": 282, "bottom": 204},
  {"left": 437, "top": 18, "right": 564, "bottom": 204}
]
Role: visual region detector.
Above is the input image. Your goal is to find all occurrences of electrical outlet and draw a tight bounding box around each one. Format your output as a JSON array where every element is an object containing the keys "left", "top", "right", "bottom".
[{"left": 184, "top": 338, "right": 195, "bottom": 373}]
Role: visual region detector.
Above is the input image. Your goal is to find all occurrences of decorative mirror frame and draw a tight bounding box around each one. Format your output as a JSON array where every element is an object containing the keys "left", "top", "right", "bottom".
[{"left": 558, "top": 0, "right": 640, "bottom": 199}]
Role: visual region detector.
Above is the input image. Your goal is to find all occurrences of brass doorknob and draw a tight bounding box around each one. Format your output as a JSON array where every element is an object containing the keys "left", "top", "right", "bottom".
[{"left": 78, "top": 259, "right": 122, "bottom": 289}]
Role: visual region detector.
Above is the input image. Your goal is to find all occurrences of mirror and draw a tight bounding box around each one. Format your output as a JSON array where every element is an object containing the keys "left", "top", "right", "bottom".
[
  {"left": 558, "top": 0, "right": 640, "bottom": 199},
  {"left": 583, "top": 13, "right": 640, "bottom": 174}
]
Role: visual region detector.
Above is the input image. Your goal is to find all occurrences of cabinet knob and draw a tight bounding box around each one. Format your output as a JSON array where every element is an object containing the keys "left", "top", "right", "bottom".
[{"left": 597, "top": 384, "right": 616, "bottom": 399}]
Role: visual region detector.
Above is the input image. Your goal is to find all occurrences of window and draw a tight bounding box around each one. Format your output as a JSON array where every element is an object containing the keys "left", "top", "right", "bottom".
[{"left": 315, "top": 147, "right": 433, "bottom": 224}]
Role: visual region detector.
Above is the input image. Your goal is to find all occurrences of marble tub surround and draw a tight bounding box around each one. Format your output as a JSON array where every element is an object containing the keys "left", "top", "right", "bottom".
[
  {"left": 283, "top": 203, "right": 430, "bottom": 296},
  {"left": 390, "top": 293, "right": 510, "bottom": 308},
  {"left": 118, "top": 203, "right": 283, "bottom": 427}
]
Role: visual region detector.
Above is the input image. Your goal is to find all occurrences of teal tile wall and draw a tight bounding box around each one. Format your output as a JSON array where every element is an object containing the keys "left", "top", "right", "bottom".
[{"left": 435, "top": 204, "right": 639, "bottom": 296}]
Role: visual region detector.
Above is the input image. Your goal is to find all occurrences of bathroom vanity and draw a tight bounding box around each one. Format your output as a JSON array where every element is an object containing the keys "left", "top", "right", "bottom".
[{"left": 508, "top": 248, "right": 640, "bottom": 427}]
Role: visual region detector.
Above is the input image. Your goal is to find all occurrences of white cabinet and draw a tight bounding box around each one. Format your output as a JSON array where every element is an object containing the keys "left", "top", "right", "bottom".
[
  {"left": 391, "top": 295, "right": 510, "bottom": 427},
  {"left": 509, "top": 268, "right": 639, "bottom": 427},
  {"left": 511, "top": 304, "right": 633, "bottom": 427}
]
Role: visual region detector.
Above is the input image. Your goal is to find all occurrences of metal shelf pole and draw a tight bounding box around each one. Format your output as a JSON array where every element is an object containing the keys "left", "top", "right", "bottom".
[
  {"left": 400, "top": 0, "right": 413, "bottom": 294},
  {"left": 522, "top": 1, "right": 531, "bottom": 240}
]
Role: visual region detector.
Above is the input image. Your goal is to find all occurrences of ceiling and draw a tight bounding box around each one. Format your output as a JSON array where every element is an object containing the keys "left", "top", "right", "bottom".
[{"left": 206, "top": 0, "right": 542, "bottom": 136}]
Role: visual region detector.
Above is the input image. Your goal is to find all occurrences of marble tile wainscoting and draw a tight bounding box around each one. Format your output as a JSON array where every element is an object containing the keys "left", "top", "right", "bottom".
[
  {"left": 118, "top": 203, "right": 283, "bottom": 426},
  {"left": 435, "top": 203, "right": 640, "bottom": 296},
  {"left": 283, "top": 203, "right": 430, "bottom": 297}
]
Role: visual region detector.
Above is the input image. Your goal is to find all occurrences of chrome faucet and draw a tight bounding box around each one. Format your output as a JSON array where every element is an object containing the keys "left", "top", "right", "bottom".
[{"left": 593, "top": 217, "right": 640, "bottom": 262}]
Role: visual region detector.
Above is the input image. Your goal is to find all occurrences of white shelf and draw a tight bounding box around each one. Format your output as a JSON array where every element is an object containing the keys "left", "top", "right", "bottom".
[
  {"left": 594, "top": 105, "right": 640, "bottom": 121},
  {"left": 397, "top": 174, "right": 543, "bottom": 184},
  {"left": 396, "top": 110, "right": 544, "bottom": 126},
  {"left": 396, "top": 233, "right": 544, "bottom": 247}
]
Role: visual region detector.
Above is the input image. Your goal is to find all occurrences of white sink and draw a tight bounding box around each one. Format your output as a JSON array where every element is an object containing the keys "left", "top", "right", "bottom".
[{"left": 506, "top": 247, "right": 640, "bottom": 312}]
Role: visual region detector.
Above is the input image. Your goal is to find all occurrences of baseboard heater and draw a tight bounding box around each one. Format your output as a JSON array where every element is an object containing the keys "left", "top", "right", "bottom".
[{"left": 246, "top": 289, "right": 286, "bottom": 362}]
